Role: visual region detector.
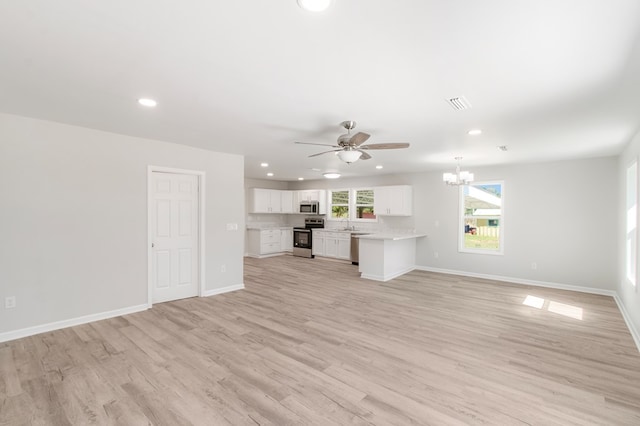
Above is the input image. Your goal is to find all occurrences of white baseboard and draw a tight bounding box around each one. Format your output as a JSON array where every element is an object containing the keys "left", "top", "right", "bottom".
[
  {"left": 361, "top": 266, "right": 416, "bottom": 283},
  {"left": 415, "top": 265, "right": 640, "bottom": 353},
  {"left": 414, "top": 265, "right": 617, "bottom": 297},
  {"left": 0, "top": 303, "right": 149, "bottom": 344},
  {"left": 613, "top": 294, "right": 640, "bottom": 353},
  {"left": 245, "top": 253, "right": 287, "bottom": 259},
  {"left": 0, "top": 284, "right": 245, "bottom": 344},
  {"left": 203, "top": 283, "right": 245, "bottom": 297}
]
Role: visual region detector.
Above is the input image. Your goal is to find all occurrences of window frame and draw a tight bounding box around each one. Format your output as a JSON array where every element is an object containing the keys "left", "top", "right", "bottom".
[
  {"left": 626, "top": 159, "right": 637, "bottom": 287},
  {"left": 328, "top": 188, "right": 350, "bottom": 220},
  {"left": 458, "top": 180, "right": 504, "bottom": 255},
  {"left": 327, "top": 187, "right": 378, "bottom": 223},
  {"left": 353, "top": 188, "right": 376, "bottom": 221}
]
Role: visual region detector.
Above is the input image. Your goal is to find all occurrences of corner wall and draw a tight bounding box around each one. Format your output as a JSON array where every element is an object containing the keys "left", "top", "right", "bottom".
[
  {"left": 0, "top": 113, "right": 245, "bottom": 338},
  {"left": 618, "top": 130, "right": 640, "bottom": 345}
]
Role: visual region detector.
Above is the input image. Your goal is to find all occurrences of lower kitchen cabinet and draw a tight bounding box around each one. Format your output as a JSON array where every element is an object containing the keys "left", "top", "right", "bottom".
[
  {"left": 312, "top": 230, "right": 350, "bottom": 260},
  {"left": 280, "top": 228, "right": 293, "bottom": 252},
  {"left": 246, "top": 229, "right": 292, "bottom": 258},
  {"left": 312, "top": 230, "right": 325, "bottom": 256}
]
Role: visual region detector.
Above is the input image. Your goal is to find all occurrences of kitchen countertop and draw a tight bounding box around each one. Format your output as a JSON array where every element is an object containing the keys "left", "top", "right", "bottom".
[
  {"left": 246, "top": 226, "right": 294, "bottom": 230},
  {"left": 356, "top": 233, "right": 427, "bottom": 241},
  {"left": 313, "top": 229, "right": 371, "bottom": 234}
]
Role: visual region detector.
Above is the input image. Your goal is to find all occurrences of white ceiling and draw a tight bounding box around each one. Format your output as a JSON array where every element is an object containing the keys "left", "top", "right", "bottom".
[{"left": 2, "top": 1, "right": 640, "bottom": 181}]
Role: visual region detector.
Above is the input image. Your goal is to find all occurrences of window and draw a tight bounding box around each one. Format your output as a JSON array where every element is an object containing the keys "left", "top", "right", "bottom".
[
  {"left": 328, "top": 188, "right": 377, "bottom": 222},
  {"left": 354, "top": 189, "right": 376, "bottom": 219},
  {"left": 459, "top": 181, "right": 504, "bottom": 254},
  {"left": 330, "top": 190, "right": 349, "bottom": 219},
  {"left": 626, "top": 161, "right": 637, "bottom": 287}
]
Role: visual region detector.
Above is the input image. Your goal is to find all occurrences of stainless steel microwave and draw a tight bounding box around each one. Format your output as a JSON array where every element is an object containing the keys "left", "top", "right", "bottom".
[{"left": 299, "top": 201, "right": 320, "bottom": 214}]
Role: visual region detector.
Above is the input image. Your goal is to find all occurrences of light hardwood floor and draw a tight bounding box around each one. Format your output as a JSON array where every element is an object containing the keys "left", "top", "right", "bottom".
[{"left": 2, "top": 255, "right": 640, "bottom": 425}]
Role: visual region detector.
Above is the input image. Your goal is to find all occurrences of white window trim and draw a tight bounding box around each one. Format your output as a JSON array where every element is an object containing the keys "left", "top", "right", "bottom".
[
  {"left": 327, "top": 187, "right": 378, "bottom": 223},
  {"left": 327, "top": 188, "right": 350, "bottom": 221},
  {"left": 352, "top": 187, "right": 377, "bottom": 223},
  {"left": 626, "top": 159, "right": 637, "bottom": 287},
  {"left": 458, "top": 180, "right": 504, "bottom": 255}
]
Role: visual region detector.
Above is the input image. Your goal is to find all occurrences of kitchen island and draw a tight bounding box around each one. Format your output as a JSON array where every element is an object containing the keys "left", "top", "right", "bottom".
[{"left": 357, "top": 233, "right": 427, "bottom": 282}]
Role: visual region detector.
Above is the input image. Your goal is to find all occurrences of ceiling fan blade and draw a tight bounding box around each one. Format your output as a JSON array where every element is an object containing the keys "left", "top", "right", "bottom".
[
  {"left": 358, "top": 150, "right": 372, "bottom": 160},
  {"left": 309, "top": 149, "right": 342, "bottom": 158},
  {"left": 360, "top": 143, "right": 410, "bottom": 150},
  {"left": 349, "top": 132, "right": 370, "bottom": 146},
  {"left": 295, "top": 141, "right": 340, "bottom": 148}
]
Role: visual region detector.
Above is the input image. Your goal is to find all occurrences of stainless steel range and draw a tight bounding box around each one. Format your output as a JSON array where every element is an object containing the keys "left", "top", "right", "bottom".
[{"left": 293, "top": 218, "right": 324, "bottom": 258}]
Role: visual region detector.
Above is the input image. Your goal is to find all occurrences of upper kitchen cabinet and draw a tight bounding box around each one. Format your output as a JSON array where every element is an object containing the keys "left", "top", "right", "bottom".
[
  {"left": 295, "top": 190, "right": 327, "bottom": 214},
  {"left": 280, "top": 191, "right": 295, "bottom": 213},
  {"left": 249, "top": 188, "right": 283, "bottom": 213},
  {"left": 374, "top": 185, "right": 413, "bottom": 216}
]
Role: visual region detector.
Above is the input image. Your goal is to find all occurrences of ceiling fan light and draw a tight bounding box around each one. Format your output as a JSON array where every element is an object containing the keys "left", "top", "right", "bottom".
[
  {"left": 297, "top": 0, "right": 332, "bottom": 12},
  {"left": 323, "top": 172, "right": 341, "bottom": 179},
  {"left": 337, "top": 150, "right": 362, "bottom": 163}
]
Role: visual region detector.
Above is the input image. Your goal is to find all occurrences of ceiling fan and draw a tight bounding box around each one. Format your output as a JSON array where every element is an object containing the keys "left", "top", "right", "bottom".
[{"left": 295, "top": 121, "right": 410, "bottom": 164}]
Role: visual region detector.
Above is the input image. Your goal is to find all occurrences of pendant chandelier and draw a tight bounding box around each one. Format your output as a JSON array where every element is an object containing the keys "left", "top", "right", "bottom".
[{"left": 443, "top": 157, "right": 474, "bottom": 186}]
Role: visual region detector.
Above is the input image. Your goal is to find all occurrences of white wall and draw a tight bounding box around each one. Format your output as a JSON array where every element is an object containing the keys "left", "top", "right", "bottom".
[
  {"left": 290, "top": 157, "right": 618, "bottom": 290},
  {"left": 0, "top": 113, "right": 245, "bottom": 337},
  {"left": 618, "top": 130, "right": 640, "bottom": 341}
]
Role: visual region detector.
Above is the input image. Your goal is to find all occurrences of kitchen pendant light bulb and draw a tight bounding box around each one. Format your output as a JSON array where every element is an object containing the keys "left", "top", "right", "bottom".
[
  {"left": 443, "top": 157, "right": 474, "bottom": 186},
  {"left": 337, "top": 150, "right": 362, "bottom": 164}
]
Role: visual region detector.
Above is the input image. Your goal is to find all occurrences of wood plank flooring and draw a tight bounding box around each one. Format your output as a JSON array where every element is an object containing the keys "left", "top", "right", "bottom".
[{"left": 2, "top": 255, "right": 640, "bottom": 425}]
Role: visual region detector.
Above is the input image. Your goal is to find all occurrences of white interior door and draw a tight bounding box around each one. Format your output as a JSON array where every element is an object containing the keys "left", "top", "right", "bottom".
[{"left": 151, "top": 172, "right": 199, "bottom": 303}]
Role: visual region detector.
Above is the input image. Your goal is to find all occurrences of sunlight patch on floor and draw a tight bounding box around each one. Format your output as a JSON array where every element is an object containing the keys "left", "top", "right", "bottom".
[
  {"left": 523, "top": 295, "right": 545, "bottom": 309},
  {"left": 523, "top": 295, "right": 583, "bottom": 320}
]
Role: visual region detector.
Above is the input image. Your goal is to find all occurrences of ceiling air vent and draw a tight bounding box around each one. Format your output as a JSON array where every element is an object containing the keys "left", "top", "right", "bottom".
[{"left": 446, "top": 96, "right": 472, "bottom": 111}]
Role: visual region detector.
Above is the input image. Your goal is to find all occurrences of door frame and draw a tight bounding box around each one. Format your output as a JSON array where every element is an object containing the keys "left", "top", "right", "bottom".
[{"left": 147, "top": 165, "right": 206, "bottom": 307}]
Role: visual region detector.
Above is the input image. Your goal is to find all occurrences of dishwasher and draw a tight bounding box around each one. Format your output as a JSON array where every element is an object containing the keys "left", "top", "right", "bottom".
[{"left": 350, "top": 233, "right": 369, "bottom": 265}]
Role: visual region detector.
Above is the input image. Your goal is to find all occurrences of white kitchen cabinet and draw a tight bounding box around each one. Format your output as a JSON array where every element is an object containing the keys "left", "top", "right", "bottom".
[
  {"left": 312, "top": 229, "right": 325, "bottom": 256},
  {"left": 246, "top": 228, "right": 292, "bottom": 257},
  {"left": 280, "top": 228, "right": 293, "bottom": 252},
  {"left": 249, "top": 188, "right": 282, "bottom": 213},
  {"left": 296, "top": 190, "right": 327, "bottom": 214},
  {"left": 374, "top": 185, "right": 413, "bottom": 216},
  {"left": 298, "top": 190, "right": 321, "bottom": 202},
  {"left": 337, "top": 236, "right": 351, "bottom": 260},
  {"left": 312, "top": 230, "right": 350, "bottom": 260},
  {"left": 280, "top": 191, "right": 295, "bottom": 214}
]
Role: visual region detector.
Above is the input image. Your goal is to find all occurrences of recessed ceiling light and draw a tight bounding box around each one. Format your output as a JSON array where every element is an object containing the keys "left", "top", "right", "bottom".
[
  {"left": 297, "top": 0, "right": 332, "bottom": 12},
  {"left": 468, "top": 129, "right": 482, "bottom": 136},
  {"left": 138, "top": 98, "right": 157, "bottom": 107},
  {"left": 376, "top": 165, "right": 383, "bottom": 169},
  {"left": 267, "top": 172, "right": 274, "bottom": 177},
  {"left": 298, "top": 177, "right": 304, "bottom": 181},
  {"left": 323, "top": 172, "right": 341, "bottom": 179},
  {"left": 261, "top": 162, "right": 269, "bottom": 167}
]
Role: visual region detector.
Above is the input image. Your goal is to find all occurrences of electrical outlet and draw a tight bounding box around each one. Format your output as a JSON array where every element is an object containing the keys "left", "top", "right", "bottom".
[
  {"left": 221, "top": 264, "right": 226, "bottom": 273},
  {"left": 434, "top": 252, "right": 439, "bottom": 259},
  {"left": 531, "top": 262, "right": 537, "bottom": 270},
  {"left": 435, "top": 220, "right": 440, "bottom": 228},
  {"left": 5, "top": 296, "right": 16, "bottom": 309},
  {"left": 226, "top": 223, "right": 238, "bottom": 231}
]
